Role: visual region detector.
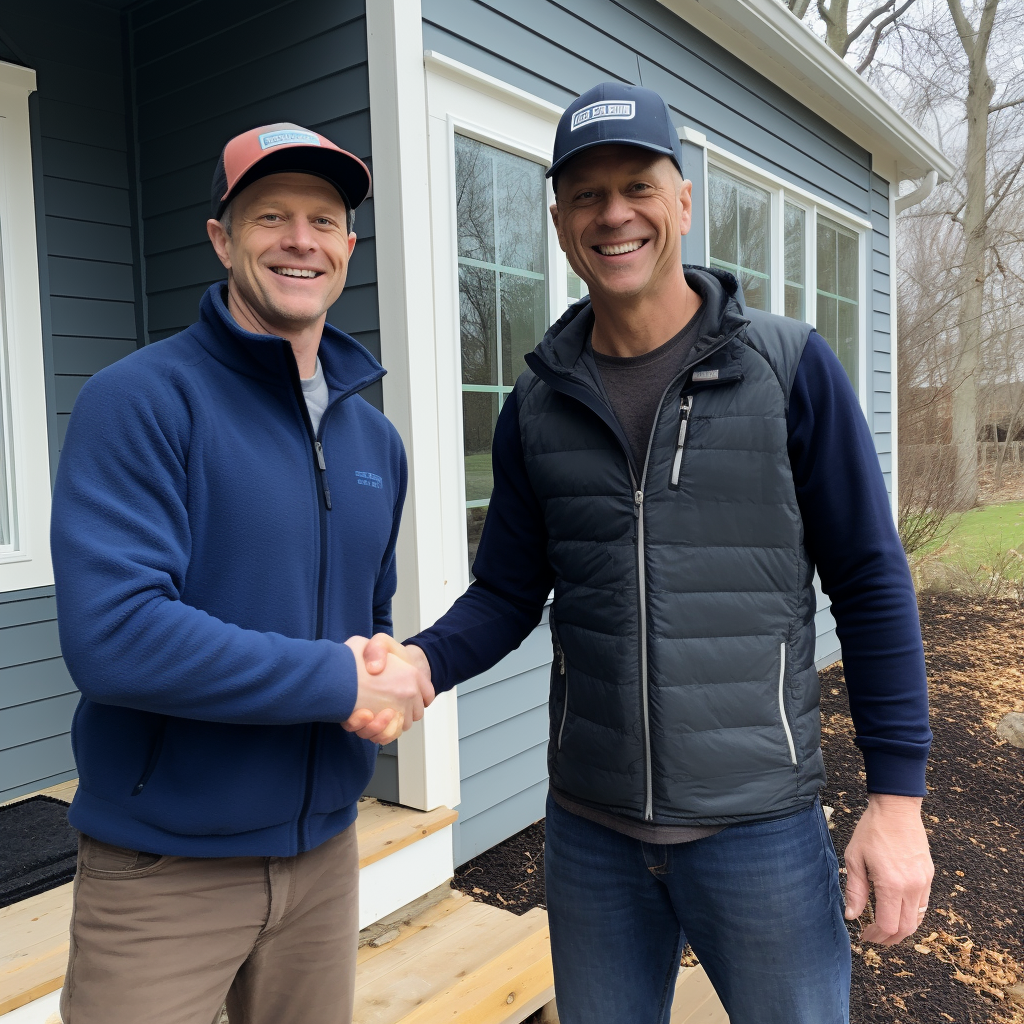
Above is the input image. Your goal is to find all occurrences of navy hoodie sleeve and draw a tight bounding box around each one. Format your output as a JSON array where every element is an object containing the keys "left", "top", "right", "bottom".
[
  {"left": 51, "top": 367, "right": 361, "bottom": 726},
  {"left": 409, "top": 386, "right": 554, "bottom": 689},
  {"left": 789, "top": 333, "right": 930, "bottom": 796}
]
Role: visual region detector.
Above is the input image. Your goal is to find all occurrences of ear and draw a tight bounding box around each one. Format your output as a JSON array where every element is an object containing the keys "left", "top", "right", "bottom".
[
  {"left": 347, "top": 231, "right": 357, "bottom": 257},
  {"left": 549, "top": 202, "right": 568, "bottom": 254},
  {"left": 678, "top": 179, "right": 693, "bottom": 239},
  {"left": 207, "top": 219, "right": 233, "bottom": 270}
]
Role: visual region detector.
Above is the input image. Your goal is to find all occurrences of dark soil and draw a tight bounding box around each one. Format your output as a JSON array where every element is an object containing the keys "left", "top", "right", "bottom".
[{"left": 454, "top": 594, "right": 1024, "bottom": 1022}]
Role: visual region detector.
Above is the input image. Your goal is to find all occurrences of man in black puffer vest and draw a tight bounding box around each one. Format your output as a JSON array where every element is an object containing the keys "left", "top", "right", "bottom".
[{"left": 353, "top": 83, "right": 932, "bottom": 1024}]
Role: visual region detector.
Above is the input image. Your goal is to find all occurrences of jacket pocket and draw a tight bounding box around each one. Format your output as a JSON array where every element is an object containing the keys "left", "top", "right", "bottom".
[
  {"left": 551, "top": 627, "right": 569, "bottom": 750},
  {"left": 777, "top": 641, "right": 797, "bottom": 765},
  {"left": 131, "top": 718, "right": 166, "bottom": 796}
]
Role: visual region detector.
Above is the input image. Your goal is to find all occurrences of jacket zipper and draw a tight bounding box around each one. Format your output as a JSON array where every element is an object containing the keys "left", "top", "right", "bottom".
[
  {"left": 669, "top": 395, "right": 694, "bottom": 489},
  {"left": 777, "top": 641, "right": 797, "bottom": 765},
  {"left": 288, "top": 351, "right": 341, "bottom": 847}
]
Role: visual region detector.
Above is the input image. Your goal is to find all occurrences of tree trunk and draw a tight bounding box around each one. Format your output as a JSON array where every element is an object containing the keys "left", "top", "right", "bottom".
[{"left": 948, "top": 0, "right": 998, "bottom": 510}]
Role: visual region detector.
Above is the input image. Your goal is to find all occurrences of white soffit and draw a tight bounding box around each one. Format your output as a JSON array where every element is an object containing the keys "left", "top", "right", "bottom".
[{"left": 656, "top": 0, "right": 954, "bottom": 182}]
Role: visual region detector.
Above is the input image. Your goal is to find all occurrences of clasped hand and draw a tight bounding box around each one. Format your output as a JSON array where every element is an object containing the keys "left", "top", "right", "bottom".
[{"left": 342, "top": 635, "right": 434, "bottom": 744}]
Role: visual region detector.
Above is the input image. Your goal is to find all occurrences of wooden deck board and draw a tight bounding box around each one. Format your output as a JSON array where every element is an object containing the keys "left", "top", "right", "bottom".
[{"left": 671, "top": 966, "right": 729, "bottom": 1024}]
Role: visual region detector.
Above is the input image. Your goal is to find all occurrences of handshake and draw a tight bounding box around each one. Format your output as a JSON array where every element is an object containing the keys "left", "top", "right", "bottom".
[{"left": 342, "top": 635, "right": 434, "bottom": 744}]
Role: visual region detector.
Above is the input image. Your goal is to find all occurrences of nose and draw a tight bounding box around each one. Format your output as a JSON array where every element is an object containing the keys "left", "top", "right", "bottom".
[
  {"left": 594, "top": 190, "right": 634, "bottom": 230},
  {"left": 281, "top": 217, "right": 318, "bottom": 253}
]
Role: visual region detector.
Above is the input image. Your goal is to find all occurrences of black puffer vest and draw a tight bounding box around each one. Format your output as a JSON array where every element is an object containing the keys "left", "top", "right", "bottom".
[{"left": 519, "top": 269, "right": 825, "bottom": 826}]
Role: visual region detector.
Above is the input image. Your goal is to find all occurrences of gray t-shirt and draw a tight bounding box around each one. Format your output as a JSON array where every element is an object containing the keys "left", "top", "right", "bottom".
[
  {"left": 554, "top": 301, "right": 726, "bottom": 845},
  {"left": 301, "top": 359, "right": 329, "bottom": 435}
]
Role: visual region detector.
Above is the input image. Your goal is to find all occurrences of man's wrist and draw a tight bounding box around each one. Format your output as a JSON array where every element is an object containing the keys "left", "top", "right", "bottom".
[{"left": 866, "top": 792, "right": 923, "bottom": 814}]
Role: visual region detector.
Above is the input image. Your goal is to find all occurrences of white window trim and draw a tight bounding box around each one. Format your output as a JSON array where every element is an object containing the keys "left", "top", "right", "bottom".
[
  {"left": 425, "top": 62, "right": 562, "bottom": 603},
  {"left": 0, "top": 60, "right": 52, "bottom": 593},
  {"left": 699, "top": 139, "right": 871, "bottom": 410}
]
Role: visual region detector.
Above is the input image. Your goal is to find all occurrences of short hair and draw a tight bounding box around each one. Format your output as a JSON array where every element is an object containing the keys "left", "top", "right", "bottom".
[{"left": 219, "top": 197, "right": 356, "bottom": 237}]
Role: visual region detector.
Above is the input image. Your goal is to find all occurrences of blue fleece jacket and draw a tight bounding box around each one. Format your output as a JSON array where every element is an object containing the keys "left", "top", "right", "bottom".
[
  {"left": 51, "top": 284, "right": 407, "bottom": 857},
  {"left": 411, "top": 332, "right": 931, "bottom": 797}
]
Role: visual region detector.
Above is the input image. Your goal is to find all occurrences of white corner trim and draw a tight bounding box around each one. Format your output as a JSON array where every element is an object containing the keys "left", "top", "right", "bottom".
[
  {"left": 358, "top": 824, "right": 455, "bottom": 929},
  {"left": 0, "top": 987, "right": 60, "bottom": 1023},
  {"left": 424, "top": 51, "right": 563, "bottom": 122},
  {"left": 655, "top": 0, "right": 953, "bottom": 182},
  {"left": 0, "top": 60, "right": 36, "bottom": 94},
  {"left": 0, "top": 72, "right": 53, "bottom": 593}
]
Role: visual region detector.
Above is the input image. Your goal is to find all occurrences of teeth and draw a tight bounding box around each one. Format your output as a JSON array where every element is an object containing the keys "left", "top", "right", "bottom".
[
  {"left": 597, "top": 240, "right": 645, "bottom": 256},
  {"left": 273, "top": 267, "right": 320, "bottom": 278}
]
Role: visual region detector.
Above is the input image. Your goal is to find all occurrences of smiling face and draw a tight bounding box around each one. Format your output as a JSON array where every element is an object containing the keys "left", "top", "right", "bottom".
[
  {"left": 207, "top": 172, "right": 355, "bottom": 337},
  {"left": 550, "top": 145, "right": 692, "bottom": 304}
]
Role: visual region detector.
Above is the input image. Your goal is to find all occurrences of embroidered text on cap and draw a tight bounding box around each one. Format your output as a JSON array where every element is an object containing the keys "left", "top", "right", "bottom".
[
  {"left": 570, "top": 101, "right": 636, "bottom": 131},
  {"left": 259, "top": 129, "right": 322, "bottom": 150}
]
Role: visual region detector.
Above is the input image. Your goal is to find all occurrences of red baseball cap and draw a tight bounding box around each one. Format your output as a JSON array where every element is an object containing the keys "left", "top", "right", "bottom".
[{"left": 210, "top": 122, "right": 372, "bottom": 219}]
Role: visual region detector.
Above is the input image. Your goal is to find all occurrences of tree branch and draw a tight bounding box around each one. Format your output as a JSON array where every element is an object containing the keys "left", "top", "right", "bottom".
[
  {"left": 787, "top": 0, "right": 812, "bottom": 19},
  {"left": 844, "top": 0, "right": 895, "bottom": 54},
  {"left": 990, "top": 95, "right": 1024, "bottom": 115},
  {"left": 855, "top": 0, "right": 919, "bottom": 73}
]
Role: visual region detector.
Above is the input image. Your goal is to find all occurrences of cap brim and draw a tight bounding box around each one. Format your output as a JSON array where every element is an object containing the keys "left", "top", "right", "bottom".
[
  {"left": 216, "top": 146, "right": 371, "bottom": 219},
  {"left": 546, "top": 139, "right": 680, "bottom": 179}
]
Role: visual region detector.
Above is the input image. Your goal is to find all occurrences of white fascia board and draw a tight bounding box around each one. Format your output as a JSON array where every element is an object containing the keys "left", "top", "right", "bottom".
[
  {"left": 0, "top": 60, "right": 35, "bottom": 94},
  {"left": 656, "top": 0, "right": 954, "bottom": 182}
]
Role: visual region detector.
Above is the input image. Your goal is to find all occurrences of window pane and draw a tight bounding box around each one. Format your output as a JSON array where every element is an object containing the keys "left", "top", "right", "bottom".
[
  {"left": 0, "top": 399, "right": 10, "bottom": 547},
  {"left": 455, "top": 135, "right": 495, "bottom": 264},
  {"left": 501, "top": 273, "right": 545, "bottom": 384},
  {"left": 495, "top": 149, "right": 546, "bottom": 274},
  {"left": 462, "top": 391, "right": 498, "bottom": 503},
  {"left": 837, "top": 300, "right": 859, "bottom": 385},
  {"left": 456, "top": 134, "right": 549, "bottom": 571},
  {"left": 816, "top": 220, "right": 837, "bottom": 296},
  {"left": 784, "top": 203, "right": 805, "bottom": 320},
  {"left": 837, "top": 226, "right": 859, "bottom": 301},
  {"left": 708, "top": 169, "right": 738, "bottom": 266},
  {"left": 736, "top": 180, "right": 769, "bottom": 278},
  {"left": 817, "top": 293, "right": 838, "bottom": 355},
  {"left": 709, "top": 167, "right": 770, "bottom": 312},
  {"left": 459, "top": 265, "right": 497, "bottom": 385},
  {"left": 567, "top": 260, "right": 588, "bottom": 302}
]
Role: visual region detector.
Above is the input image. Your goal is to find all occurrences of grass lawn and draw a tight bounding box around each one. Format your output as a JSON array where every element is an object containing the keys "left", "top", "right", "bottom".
[{"left": 921, "top": 500, "right": 1024, "bottom": 564}]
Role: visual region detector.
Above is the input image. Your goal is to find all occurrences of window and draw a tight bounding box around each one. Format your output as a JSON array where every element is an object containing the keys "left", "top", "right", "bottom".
[
  {"left": 0, "top": 61, "right": 54, "bottom": 591},
  {"left": 707, "top": 157, "right": 866, "bottom": 395},
  {"left": 816, "top": 216, "right": 860, "bottom": 388},
  {"left": 456, "top": 134, "right": 549, "bottom": 570},
  {"left": 709, "top": 168, "right": 771, "bottom": 312}
]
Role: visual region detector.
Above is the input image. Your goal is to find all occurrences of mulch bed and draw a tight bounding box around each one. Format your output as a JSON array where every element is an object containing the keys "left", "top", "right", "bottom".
[{"left": 453, "top": 593, "right": 1024, "bottom": 1022}]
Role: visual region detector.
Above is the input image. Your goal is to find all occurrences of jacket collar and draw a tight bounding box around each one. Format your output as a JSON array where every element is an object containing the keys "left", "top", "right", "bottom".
[
  {"left": 527, "top": 266, "right": 750, "bottom": 390},
  {"left": 193, "top": 283, "right": 386, "bottom": 400}
]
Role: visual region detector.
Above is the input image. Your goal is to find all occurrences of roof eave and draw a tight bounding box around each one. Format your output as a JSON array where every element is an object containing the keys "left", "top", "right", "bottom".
[{"left": 656, "top": 0, "right": 955, "bottom": 182}]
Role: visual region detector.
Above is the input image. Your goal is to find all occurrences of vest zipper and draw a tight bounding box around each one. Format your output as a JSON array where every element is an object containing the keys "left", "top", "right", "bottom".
[
  {"left": 669, "top": 395, "right": 694, "bottom": 489},
  {"left": 555, "top": 641, "right": 569, "bottom": 750},
  {"left": 634, "top": 485, "right": 653, "bottom": 819},
  {"left": 777, "top": 641, "right": 797, "bottom": 765}
]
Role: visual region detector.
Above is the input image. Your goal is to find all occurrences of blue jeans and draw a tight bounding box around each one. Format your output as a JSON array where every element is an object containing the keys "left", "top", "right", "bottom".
[{"left": 544, "top": 794, "right": 851, "bottom": 1024}]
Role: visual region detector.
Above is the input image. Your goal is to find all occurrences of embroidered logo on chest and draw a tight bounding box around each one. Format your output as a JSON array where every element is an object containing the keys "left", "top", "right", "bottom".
[{"left": 355, "top": 471, "right": 383, "bottom": 490}]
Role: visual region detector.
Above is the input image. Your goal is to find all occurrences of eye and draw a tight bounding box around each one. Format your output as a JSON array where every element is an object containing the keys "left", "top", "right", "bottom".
[
  {"left": 574, "top": 189, "right": 599, "bottom": 201},
  {"left": 629, "top": 181, "right": 653, "bottom": 194},
  {"left": 261, "top": 213, "right": 282, "bottom": 222}
]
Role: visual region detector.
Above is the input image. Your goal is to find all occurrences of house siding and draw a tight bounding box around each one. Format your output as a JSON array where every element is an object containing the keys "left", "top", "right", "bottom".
[
  {"left": 423, "top": 0, "right": 890, "bottom": 853},
  {"left": 126, "top": 0, "right": 383, "bottom": 410},
  {"left": 0, "top": 2, "right": 140, "bottom": 802}
]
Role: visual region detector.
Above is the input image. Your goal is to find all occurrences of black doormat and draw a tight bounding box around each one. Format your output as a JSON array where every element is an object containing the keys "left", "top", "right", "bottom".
[{"left": 0, "top": 795, "right": 78, "bottom": 909}]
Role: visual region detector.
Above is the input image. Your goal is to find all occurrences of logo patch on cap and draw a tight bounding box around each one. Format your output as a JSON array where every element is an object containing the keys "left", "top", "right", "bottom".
[
  {"left": 570, "top": 100, "right": 636, "bottom": 131},
  {"left": 259, "top": 129, "right": 322, "bottom": 150},
  {"left": 692, "top": 368, "right": 719, "bottom": 381}
]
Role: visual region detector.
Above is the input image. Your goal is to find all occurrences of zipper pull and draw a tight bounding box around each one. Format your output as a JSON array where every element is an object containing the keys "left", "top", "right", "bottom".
[
  {"left": 314, "top": 441, "right": 332, "bottom": 510},
  {"left": 669, "top": 396, "right": 694, "bottom": 489},
  {"left": 558, "top": 647, "right": 566, "bottom": 675}
]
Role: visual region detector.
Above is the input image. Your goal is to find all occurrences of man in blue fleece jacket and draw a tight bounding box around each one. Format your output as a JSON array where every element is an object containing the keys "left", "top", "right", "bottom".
[
  {"left": 50, "top": 124, "right": 432, "bottom": 1024},
  {"left": 356, "top": 85, "right": 933, "bottom": 1023}
]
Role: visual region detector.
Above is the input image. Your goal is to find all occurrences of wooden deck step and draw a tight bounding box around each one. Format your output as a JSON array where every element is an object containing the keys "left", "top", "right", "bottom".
[
  {"left": 353, "top": 893, "right": 553, "bottom": 1024},
  {"left": 0, "top": 786, "right": 456, "bottom": 1017},
  {"left": 671, "top": 965, "right": 729, "bottom": 1024}
]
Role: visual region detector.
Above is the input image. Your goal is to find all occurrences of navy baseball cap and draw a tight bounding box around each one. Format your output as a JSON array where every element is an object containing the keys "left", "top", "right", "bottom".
[{"left": 547, "top": 82, "right": 683, "bottom": 183}]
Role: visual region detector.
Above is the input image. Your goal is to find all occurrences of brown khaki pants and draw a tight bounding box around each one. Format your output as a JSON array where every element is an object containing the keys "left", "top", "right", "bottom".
[{"left": 59, "top": 824, "right": 359, "bottom": 1024}]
